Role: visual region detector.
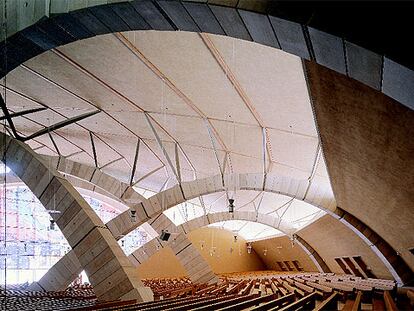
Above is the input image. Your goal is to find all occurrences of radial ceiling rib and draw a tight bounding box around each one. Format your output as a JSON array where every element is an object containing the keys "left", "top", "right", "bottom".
[
  {"left": 114, "top": 33, "right": 228, "bottom": 152},
  {"left": 51, "top": 47, "right": 197, "bottom": 175},
  {"left": 199, "top": 33, "right": 274, "bottom": 163}
]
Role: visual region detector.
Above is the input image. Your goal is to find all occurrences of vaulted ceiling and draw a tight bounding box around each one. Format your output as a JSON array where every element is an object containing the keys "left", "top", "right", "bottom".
[{"left": 1, "top": 30, "right": 334, "bottom": 239}]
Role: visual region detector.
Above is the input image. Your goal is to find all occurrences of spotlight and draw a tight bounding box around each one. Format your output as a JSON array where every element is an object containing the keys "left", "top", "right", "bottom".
[
  {"left": 159, "top": 229, "right": 171, "bottom": 241},
  {"left": 49, "top": 219, "right": 55, "bottom": 231},
  {"left": 130, "top": 209, "right": 137, "bottom": 222},
  {"left": 233, "top": 234, "right": 238, "bottom": 242},
  {"left": 247, "top": 243, "right": 252, "bottom": 254},
  {"left": 228, "top": 198, "right": 234, "bottom": 213}
]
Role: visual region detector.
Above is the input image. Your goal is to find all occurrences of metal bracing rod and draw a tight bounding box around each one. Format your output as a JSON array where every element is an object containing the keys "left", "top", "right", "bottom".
[
  {"left": 0, "top": 107, "right": 47, "bottom": 121},
  {"left": 277, "top": 198, "right": 295, "bottom": 229},
  {"left": 199, "top": 195, "right": 207, "bottom": 216},
  {"left": 303, "top": 144, "right": 321, "bottom": 200},
  {"left": 204, "top": 118, "right": 224, "bottom": 184},
  {"left": 48, "top": 132, "right": 61, "bottom": 156},
  {"left": 89, "top": 132, "right": 98, "bottom": 168},
  {"left": 0, "top": 93, "right": 22, "bottom": 139},
  {"left": 262, "top": 127, "right": 268, "bottom": 189},
  {"left": 174, "top": 142, "right": 182, "bottom": 184},
  {"left": 0, "top": 93, "right": 101, "bottom": 142},
  {"left": 130, "top": 139, "right": 141, "bottom": 186},
  {"left": 144, "top": 113, "right": 180, "bottom": 183}
]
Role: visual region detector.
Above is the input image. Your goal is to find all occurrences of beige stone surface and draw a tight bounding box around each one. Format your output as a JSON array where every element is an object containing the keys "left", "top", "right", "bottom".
[{"left": 299, "top": 215, "right": 392, "bottom": 279}]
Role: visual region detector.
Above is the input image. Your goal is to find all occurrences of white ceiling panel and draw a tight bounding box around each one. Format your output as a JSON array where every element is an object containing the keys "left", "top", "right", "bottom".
[
  {"left": 268, "top": 128, "right": 319, "bottom": 174},
  {"left": 126, "top": 31, "right": 257, "bottom": 125},
  {"left": 59, "top": 33, "right": 198, "bottom": 117},
  {"left": 210, "top": 34, "right": 316, "bottom": 136}
]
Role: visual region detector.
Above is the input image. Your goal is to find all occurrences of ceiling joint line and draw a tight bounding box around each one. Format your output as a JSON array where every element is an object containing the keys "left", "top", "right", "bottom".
[
  {"left": 51, "top": 49, "right": 145, "bottom": 112},
  {"left": 204, "top": 118, "right": 224, "bottom": 186},
  {"left": 132, "top": 165, "right": 165, "bottom": 187},
  {"left": 199, "top": 33, "right": 274, "bottom": 162},
  {"left": 65, "top": 150, "right": 83, "bottom": 159},
  {"left": 99, "top": 157, "right": 124, "bottom": 170},
  {"left": 144, "top": 113, "right": 180, "bottom": 183},
  {"left": 114, "top": 32, "right": 229, "bottom": 152}
]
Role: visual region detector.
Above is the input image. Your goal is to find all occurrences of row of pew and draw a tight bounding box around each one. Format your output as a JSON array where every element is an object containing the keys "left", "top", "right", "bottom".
[{"left": 1, "top": 272, "right": 405, "bottom": 310}]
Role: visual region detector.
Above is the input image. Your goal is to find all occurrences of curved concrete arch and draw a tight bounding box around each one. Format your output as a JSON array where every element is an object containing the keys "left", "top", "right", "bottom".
[
  {"left": 46, "top": 156, "right": 411, "bottom": 284},
  {"left": 129, "top": 211, "right": 331, "bottom": 274},
  {"left": 33, "top": 155, "right": 327, "bottom": 291},
  {"left": 0, "top": 133, "right": 153, "bottom": 302},
  {"left": 33, "top": 156, "right": 218, "bottom": 290},
  {"left": 0, "top": 1, "right": 413, "bottom": 110}
]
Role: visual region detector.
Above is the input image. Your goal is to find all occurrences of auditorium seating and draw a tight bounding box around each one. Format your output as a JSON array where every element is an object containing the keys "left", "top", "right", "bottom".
[{"left": 2, "top": 271, "right": 404, "bottom": 310}]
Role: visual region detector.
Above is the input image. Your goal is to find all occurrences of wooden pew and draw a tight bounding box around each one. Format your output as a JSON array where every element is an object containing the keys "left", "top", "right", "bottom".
[
  {"left": 372, "top": 297, "right": 386, "bottom": 311},
  {"left": 314, "top": 292, "right": 339, "bottom": 311},
  {"left": 91, "top": 295, "right": 220, "bottom": 311},
  {"left": 249, "top": 293, "right": 295, "bottom": 311},
  {"left": 189, "top": 293, "right": 260, "bottom": 311},
  {"left": 136, "top": 294, "right": 240, "bottom": 311},
  {"left": 276, "top": 292, "right": 317, "bottom": 311},
  {"left": 383, "top": 291, "right": 398, "bottom": 311},
  {"left": 342, "top": 291, "right": 363, "bottom": 311},
  {"left": 215, "top": 293, "right": 278, "bottom": 311}
]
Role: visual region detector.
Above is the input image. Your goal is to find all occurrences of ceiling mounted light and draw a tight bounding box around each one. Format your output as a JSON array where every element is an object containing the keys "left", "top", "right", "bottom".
[
  {"left": 228, "top": 198, "right": 234, "bottom": 213},
  {"left": 130, "top": 209, "right": 137, "bottom": 222},
  {"left": 247, "top": 243, "right": 252, "bottom": 254},
  {"left": 49, "top": 219, "right": 55, "bottom": 231},
  {"left": 159, "top": 229, "right": 171, "bottom": 241}
]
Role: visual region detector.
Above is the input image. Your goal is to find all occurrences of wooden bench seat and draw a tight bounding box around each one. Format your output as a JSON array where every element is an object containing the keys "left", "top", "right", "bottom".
[
  {"left": 249, "top": 293, "right": 295, "bottom": 311},
  {"left": 276, "top": 292, "right": 317, "bottom": 311},
  {"left": 342, "top": 291, "right": 362, "bottom": 311},
  {"left": 215, "top": 293, "right": 278, "bottom": 311},
  {"left": 314, "top": 292, "right": 339, "bottom": 311}
]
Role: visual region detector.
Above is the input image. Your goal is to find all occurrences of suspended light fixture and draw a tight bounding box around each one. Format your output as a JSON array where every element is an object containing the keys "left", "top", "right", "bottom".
[
  {"left": 228, "top": 198, "right": 234, "bottom": 213},
  {"left": 247, "top": 243, "right": 252, "bottom": 254},
  {"left": 263, "top": 248, "right": 268, "bottom": 256}
]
